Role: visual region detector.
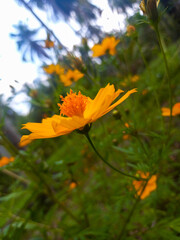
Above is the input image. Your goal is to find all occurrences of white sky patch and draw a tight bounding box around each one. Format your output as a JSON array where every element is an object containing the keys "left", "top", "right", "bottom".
[
  {"left": 90, "top": 0, "right": 125, "bottom": 33},
  {"left": 0, "top": 1, "right": 79, "bottom": 115}
]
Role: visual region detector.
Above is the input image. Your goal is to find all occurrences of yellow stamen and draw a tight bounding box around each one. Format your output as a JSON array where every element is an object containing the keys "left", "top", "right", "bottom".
[{"left": 58, "top": 90, "right": 89, "bottom": 117}]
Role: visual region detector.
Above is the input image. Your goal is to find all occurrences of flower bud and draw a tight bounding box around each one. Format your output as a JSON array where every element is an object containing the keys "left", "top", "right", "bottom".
[
  {"left": 146, "top": 0, "right": 159, "bottom": 23},
  {"left": 140, "top": 0, "right": 160, "bottom": 24},
  {"left": 126, "top": 25, "right": 136, "bottom": 37},
  {"left": 112, "top": 110, "right": 121, "bottom": 120}
]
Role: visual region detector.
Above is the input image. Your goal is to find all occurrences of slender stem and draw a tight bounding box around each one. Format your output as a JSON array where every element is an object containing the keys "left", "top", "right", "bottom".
[
  {"left": 0, "top": 133, "right": 81, "bottom": 225},
  {"left": 85, "top": 70, "right": 99, "bottom": 87},
  {"left": 118, "top": 180, "right": 149, "bottom": 239},
  {"left": 134, "top": 133, "right": 149, "bottom": 159},
  {"left": 136, "top": 38, "right": 165, "bottom": 130},
  {"left": 19, "top": 0, "right": 65, "bottom": 49},
  {"left": 0, "top": 132, "right": 31, "bottom": 185},
  {"left": 0, "top": 131, "right": 19, "bottom": 156},
  {"left": 2, "top": 211, "right": 63, "bottom": 233},
  {"left": 23, "top": 157, "right": 81, "bottom": 225},
  {"left": 137, "top": 40, "right": 148, "bottom": 67},
  {"left": 154, "top": 24, "right": 172, "bottom": 128},
  {"left": 1, "top": 169, "right": 29, "bottom": 185},
  {"left": 85, "top": 133, "right": 146, "bottom": 181}
]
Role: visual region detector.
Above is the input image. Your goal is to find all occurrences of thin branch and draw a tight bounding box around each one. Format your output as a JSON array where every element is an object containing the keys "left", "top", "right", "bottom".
[{"left": 19, "top": 0, "right": 66, "bottom": 49}]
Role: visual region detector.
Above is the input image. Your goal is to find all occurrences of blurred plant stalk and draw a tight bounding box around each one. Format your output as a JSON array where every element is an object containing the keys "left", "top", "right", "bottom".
[
  {"left": 18, "top": 0, "right": 65, "bottom": 49},
  {"left": 118, "top": 177, "right": 150, "bottom": 239},
  {"left": 153, "top": 24, "right": 172, "bottom": 128},
  {"left": 141, "top": 0, "right": 173, "bottom": 128},
  {"left": 0, "top": 130, "right": 82, "bottom": 226},
  {"left": 84, "top": 132, "right": 147, "bottom": 181}
]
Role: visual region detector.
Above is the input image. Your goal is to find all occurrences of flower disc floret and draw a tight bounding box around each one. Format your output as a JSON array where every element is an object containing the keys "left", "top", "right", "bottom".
[{"left": 58, "top": 90, "right": 90, "bottom": 117}]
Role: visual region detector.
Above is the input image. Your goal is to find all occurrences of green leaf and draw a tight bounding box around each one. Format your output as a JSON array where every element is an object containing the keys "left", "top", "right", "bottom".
[
  {"left": 169, "top": 218, "right": 180, "bottom": 233},
  {"left": 113, "top": 146, "right": 134, "bottom": 155},
  {"left": 0, "top": 191, "right": 25, "bottom": 202}
]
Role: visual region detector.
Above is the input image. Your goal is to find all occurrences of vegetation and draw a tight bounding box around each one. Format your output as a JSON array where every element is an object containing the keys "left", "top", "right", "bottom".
[{"left": 0, "top": 0, "right": 180, "bottom": 239}]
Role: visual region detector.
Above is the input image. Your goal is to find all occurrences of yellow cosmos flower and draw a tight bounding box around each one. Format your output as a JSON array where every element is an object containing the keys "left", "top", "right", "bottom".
[
  {"left": 161, "top": 103, "right": 180, "bottom": 116},
  {"left": 91, "top": 36, "right": 120, "bottom": 57},
  {"left": 133, "top": 171, "right": 157, "bottom": 199},
  {"left": 60, "top": 69, "right": 84, "bottom": 87},
  {"left": 19, "top": 84, "right": 137, "bottom": 147},
  {"left": 43, "top": 64, "right": 64, "bottom": 75},
  {"left": 0, "top": 156, "right": 14, "bottom": 167}
]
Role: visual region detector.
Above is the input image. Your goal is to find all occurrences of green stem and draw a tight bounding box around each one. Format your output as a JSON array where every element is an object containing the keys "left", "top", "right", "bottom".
[
  {"left": 136, "top": 38, "right": 165, "bottom": 130},
  {"left": 0, "top": 131, "right": 81, "bottom": 225},
  {"left": 85, "top": 133, "right": 146, "bottom": 181},
  {"left": 0, "top": 131, "right": 19, "bottom": 156},
  {"left": 137, "top": 40, "right": 148, "bottom": 67},
  {"left": 85, "top": 70, "right": 100, "bottom": 87},
  {"left": 134, "top": 133, "right": 149, "bottom": 159},
  {"left": 3, "top": 211, "right": 63, "bottom": 233},
  {"left": 2, "top": 169, "right": 29, "bottom": 185},
  {"left": 118, "top": 179, "right": 149, "bottom": 239},
  {"left": 154, "top": 24, "right": 172, "bottom": 128},
  {"left": 23, "top": 157, "right": 81, "bottom": 225}
]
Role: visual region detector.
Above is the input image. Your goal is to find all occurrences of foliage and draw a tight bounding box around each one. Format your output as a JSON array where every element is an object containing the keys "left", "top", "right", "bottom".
[
  {"left": 0, "top": 0, "right": 180, "bottom": 239},
  {"left": 10, "top": 23, "right": 50, "bottom": 62}
]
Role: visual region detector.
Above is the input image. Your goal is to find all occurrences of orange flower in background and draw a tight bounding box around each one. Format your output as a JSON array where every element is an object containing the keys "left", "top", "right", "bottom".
[
  {"left": 161, "top": 103, "right": 180, "bottom": 116},
  {"left": 123, "top": 122, "right": 130, "bottom": 140},
  {"left": 0, "top": 156, "right": 14, "bottom": 167},
  {"left": 60, "top": 69, "right": 84, "bottom": 87},
  {"left": 43, "top": 64, "right": 64, "bottom": 75},
  {"left": 133, "top": 171, "right": 157, "bottom": 199},
  {"left": 120, "top": 80, "right": 128, "bottom": 87},
  {"left": 92, "top": 36, "right": 120, "bottom": 57},
  {"left": 124, "top": 122, "right": 130, "bottom": 128},
  {"left": 131, "top": 75, "right": 140, "bottom": 83},
  {"left": 126, "top": 25, "right": 136, "bottom": 36},
  {"left": 142, "top": 89, "right": 148, "bottom": 95},
  {"left": 123, "top": 134, "right": 130, "bottom": 140},
  {"left": 19, "top": 84, "right": 137, "bottom": 146},
  {"left": 69, "top": 182, "right": 77, "bottom": 190},
  {"left": 44, "top": 39, "right": 54, "bottom": 48}
]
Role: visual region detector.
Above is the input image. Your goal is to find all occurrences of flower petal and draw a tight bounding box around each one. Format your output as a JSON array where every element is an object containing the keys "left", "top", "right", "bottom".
[
  {"left": 161, "top": 107, "right": 171, "bottom": 116},
  {"left": 101, "top": 88, "right": 137, "bottom": 116},
  {"left": 91, "top": 45, "right": 104, "bottom": 57},
  {"left": 19, "top": 115, "right": 63, "bottom": 146},
  {"left": 84, "top": 84, "right": 122, "bottom": 120},
  {"left": 52, "top": 116, "right": 89, "bottom": 134}
]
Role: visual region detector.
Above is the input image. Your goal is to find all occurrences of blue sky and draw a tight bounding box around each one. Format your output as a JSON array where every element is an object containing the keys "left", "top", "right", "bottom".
[{"left": 0, "top": 0, "right": 137, "bottom": 115}]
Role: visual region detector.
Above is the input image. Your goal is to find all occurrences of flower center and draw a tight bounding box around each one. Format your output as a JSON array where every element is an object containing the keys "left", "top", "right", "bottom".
[{"left": 58, "top": 90, "right": 89, "bottom": 117}]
